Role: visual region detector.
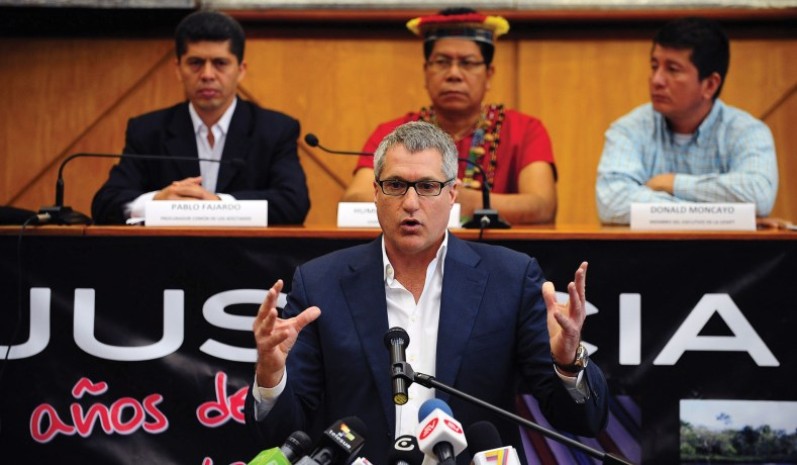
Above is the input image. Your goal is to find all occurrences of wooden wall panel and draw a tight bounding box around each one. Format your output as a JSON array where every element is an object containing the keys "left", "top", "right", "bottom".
[
  {"left": 56, "top": 53, "right": 185, "bottom": 216},
  {"left": 764, "top": 99, "right": 797, "bottom": 221},
  {"left": 243, "top": 39, "right": 428, "bottom": 225},
  {"left": 1, "top": 38, "right": 179, "bottom": 216},
  {"left": 723, "top": 40, "right": 797, "bottom": 222},
  {"left": 2, "top": 35, "right": 794, "bottom": 227},
  {"left": 518, "top": 40, "right": 652, "bottom": 225}
]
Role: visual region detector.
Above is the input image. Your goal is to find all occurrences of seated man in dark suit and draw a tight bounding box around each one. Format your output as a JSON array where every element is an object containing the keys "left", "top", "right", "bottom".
[
  {"left": 245, "top": 121, "right": 609, "bottom": 464},
  {"left": 92, "top": 10, "right": 309, "bottom": 225}
]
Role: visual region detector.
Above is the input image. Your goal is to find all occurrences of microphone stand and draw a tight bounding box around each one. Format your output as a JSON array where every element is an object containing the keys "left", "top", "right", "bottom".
[
  {"left": 457, "top": 159, "right": 510, "bottom": 230},
  {"left": 37, "top": 152, "right": 107, "bottom": 225},
  {"left": 38, "top": 152, "right": 246, "bottom": 225},
  {"left": 392, "top": 362, "right": 634, "bottom": 465}
]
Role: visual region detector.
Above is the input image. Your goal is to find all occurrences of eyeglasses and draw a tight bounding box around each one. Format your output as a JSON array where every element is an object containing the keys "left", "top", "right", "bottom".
[
  {"left": 425, "top": 58, "right": 486, "bottom": 73},
  {"left": 376, "top": 178, "right": 455, "bottom": 197}
]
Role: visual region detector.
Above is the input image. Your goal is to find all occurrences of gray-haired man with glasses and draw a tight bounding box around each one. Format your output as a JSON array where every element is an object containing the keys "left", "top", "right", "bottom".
[
  {"left": 374, "top": 120, "right": 457, "bottom": 198},
  {"left": 246, "top": 121, "right": 609, "bottom": 465}
]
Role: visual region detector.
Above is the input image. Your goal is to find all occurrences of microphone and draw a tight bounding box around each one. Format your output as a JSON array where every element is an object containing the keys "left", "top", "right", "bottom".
[
  {"left": 407, "top": 374, "right": 636, "bottom": 465},
  {"left": 466, "top": 421, "right": 521, "bottom": 465},
  {"left": 249, "top": 430, "right": 313, "bottom": 465},
  {"left": 294, "top": 416, "right": 367, "bottom": 465},
  {"left": 381, "top": 339, "right": 634, "bottom": 464},
  {"left": 384, "top": 327, "right": 411, "bottom": 405},
  {"left": 304, "top": 133, "right": 372, "bottom": 156},
  {"left": 389, "top": 435, "right": 424, "bottom": 465},
  {"left": 304, "top": 132, "right": 509, "bottom": 230},
  {"left": 415, "top": 399, "right": 467, "bottom": 465},
  {"left": 457, "top": 158, "right": 510, "bottom": 230},
  {"left": 37, "top": 152, "right": 246, "bottom": 225}
]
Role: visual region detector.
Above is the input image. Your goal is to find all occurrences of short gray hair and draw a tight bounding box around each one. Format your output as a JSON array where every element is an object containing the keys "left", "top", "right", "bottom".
[{"left": 373, "top": 121, "right": 458, "bottom": 180}]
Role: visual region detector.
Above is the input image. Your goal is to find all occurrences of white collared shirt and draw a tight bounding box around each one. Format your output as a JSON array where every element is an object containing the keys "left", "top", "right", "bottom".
[
  {"left": 188, "top": 98, "right": 237, "bottom": 193},
  {"left": 383, "top": 232, "right": 448, "bottom": 438}
]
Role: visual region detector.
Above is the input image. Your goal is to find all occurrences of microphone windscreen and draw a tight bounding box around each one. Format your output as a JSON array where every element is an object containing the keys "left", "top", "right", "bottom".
[
  {"left": 465, "top": 421, "right": 503, "bottom": 456},
  {"left": 314, "top": 416, "right": 368, "bottom": 463},
  {"left": 384, "top": 326, "right": 410, "bottom": 348},
  {"left": 418, "top": 398, "right": 452, "bottom": 421},
  {"left": 339, "top": 416, "right": 367, "bottom": 440},
  {"left": 248, "top": 448, "right": 292, "bottom": 465},
  {"left": 283, "top": 430, "right": 313, "bottom": 462},
  {"left": 304, "top": 133, "right": 319, "bottom": 147}
]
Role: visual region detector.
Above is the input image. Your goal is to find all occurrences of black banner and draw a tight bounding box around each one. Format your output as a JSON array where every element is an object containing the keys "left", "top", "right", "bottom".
[{"left": 1, "top": 231, "right": 795, "bottom": 465}]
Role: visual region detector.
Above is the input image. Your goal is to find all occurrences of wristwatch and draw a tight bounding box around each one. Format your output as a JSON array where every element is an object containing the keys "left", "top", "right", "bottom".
[{"left": 553, "top": 343, "right": 589, "bottom": 373}]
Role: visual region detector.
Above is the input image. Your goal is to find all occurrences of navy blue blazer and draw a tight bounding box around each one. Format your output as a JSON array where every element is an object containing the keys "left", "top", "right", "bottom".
[
  {"left": 245, "top": 234, "right": 608, "bottom": 464},
  {"left": 91, "top": 99, "right": 310, "bottom": 225}
]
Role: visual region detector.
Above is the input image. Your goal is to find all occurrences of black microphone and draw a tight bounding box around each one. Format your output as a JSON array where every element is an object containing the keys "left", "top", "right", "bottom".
[
  {"left": 465, "top": 421, "right": 502, "bottom": 456},
  {"left": 295, "top": 416, "right": 367, "bottom": 465},
  {"left": 466, "top": 421, "right": 521, "bottom": 465},
  {"left": 281, "top": 430, "right": 314, "bottom": 463},
  {"left": 304, "top": 132, "right": 509, "bottom": 229},
  {"left": 249, "top": 430, "right": 314, "bottom": 465},
  {"left": 304, "top": 133, "right": 372, "bottom": 156},
  {"left": 389, "top": 435, "right": 424, "bottom": 465},
  {"left": 457, "top": 158, "right": 510, "bottom": 230},
  {"left": 384, "top": 327, "right": 411, "bottom": 405},
  {"left": 37, "top": 152, "right": 246, "bottom": 225}
]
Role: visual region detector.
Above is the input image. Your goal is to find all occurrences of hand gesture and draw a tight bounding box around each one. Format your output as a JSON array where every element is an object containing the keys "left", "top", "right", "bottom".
[
  {"left": 253, "top": 279, "right": 321, "bottom": 388},
  {"left": 542, "top": 262, "right": 588, "bottom": 370}
]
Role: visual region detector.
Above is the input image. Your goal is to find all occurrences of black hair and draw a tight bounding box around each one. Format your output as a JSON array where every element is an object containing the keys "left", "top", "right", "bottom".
[
  {"left": 422, "top": 7, "right": 495, "bottom": 66},
  {"left": 174, "top": 10, "right": 245, "bottom": 63},
  {"left": 653, "top": 17, "right": 729, "bottom": 99}
]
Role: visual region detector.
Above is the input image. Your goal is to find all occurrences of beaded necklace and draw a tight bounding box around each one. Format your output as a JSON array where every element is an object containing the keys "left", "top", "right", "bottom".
[{"left": 418, "top": 104, "right": 505, "bottom": 189}]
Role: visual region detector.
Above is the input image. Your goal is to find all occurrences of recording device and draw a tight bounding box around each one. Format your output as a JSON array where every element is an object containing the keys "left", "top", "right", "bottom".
[
  {"left": 303, "top": 133, "right": 510, "bottom": 229},
  {"left": 249, "top": 430, "right": 313, "bottom": 465},
  {"left": 415, "top": 399, "right": 467, "bottom": 465},
  {"left": 37, "top": 152, "right": 245, "bottom": 225},
  {"left": 294, "top": 416, "right": 367, "bottom": 465},
  {"left": 384, "top": 345, "right": 635, "bottom": 464},
  {"left": 389, "top": 435, "right": 424, "bottom": 465},
  {"left": 466, "top": 421, "right": 521, "bottom": 465},
  {"left": 384, "top": 327, "right": 411, "bottom": 405}
]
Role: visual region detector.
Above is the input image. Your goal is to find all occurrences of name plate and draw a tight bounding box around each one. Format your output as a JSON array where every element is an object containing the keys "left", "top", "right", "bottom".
[
  {"left": 337, "top": 202, "right": 462, "bottom": 228},
  {"left": 145, "top": 200, "right": 268, "bottom": 227},
  {"left": 630, "top": 203, "right": 755, "bottom": 231}
]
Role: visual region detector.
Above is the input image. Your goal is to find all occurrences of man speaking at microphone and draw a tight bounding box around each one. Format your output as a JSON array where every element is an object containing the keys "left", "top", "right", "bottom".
[
  {"left": 245, "top": 121, "right": 608, "bottom": 464},
  {"left": 91, "top": 10, "right": 309, "bottom": 225}
]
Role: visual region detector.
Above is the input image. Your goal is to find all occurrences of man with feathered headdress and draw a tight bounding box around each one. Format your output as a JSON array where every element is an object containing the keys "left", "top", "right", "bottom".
[{"left": 342, "top": 7, "right": 558, "bottom": 226}]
